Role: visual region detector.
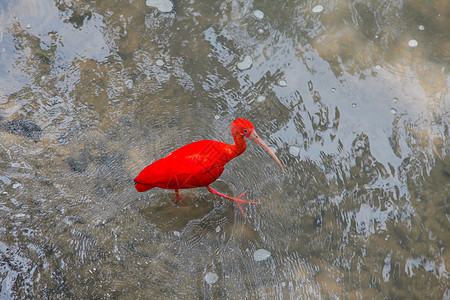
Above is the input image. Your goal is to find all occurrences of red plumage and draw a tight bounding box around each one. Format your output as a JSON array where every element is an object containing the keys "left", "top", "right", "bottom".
[{"left": 134, "top": 140, "right": 231, "bottom": 191}]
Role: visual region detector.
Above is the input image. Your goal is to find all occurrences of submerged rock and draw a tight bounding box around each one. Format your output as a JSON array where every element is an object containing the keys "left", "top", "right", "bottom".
[
  {"left": 0, "top": 120, "right": 43, "bottom": 142},
  {"left": 253, "top": 249, "right": 271, "bottom": 261},
  {"left": 146, "top": 0, "right": 173, "bottom": 13},
  {"left": 68, "top": 155, "right": 90, "bottom": 173},
  {"left": 204, "top": 272, "right": 218, "bottom": 284}
]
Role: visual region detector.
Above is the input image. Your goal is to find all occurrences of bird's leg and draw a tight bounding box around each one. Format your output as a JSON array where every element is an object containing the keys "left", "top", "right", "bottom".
[
  {"left": 206, "top": 185, "right": 260, "bottom": 216},
  {"left": 174, "top": 189, "right": 186, "bottom": 206}
]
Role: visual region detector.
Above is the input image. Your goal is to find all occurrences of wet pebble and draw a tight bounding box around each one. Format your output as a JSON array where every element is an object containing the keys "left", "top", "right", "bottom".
[
  {"left": 254, "top": 249, "right": 271, "bottom": 261},
  {"left": 12, "top": 183, "right": 22, "bottom": 189},
  {"left": 0, "top": 176, "right": 11, "bottom": 185},
  {"left": 204, "top": 272, "right": 219, "bottom": 284},
  {"left": 146, "top": 0, "right": 173, "bottom": 12},
  {"left": 215, "top": 226, "right": 220, "bottom": 233},
  {"left": 125, "top": 79, "right": 133, "bottom": 88},
  {"left": 314, "top": 215, "right": 323, "bottom": 229},
  {"left": 237, "top": 55, "right": 253, "bottom": 70},
  {"left": 312, "top": 5, "right": 324, "bottom": 13},
  {"left": 408, "top": 39, "right": 418, "bottom": 48},
  {"left": 253, "top": 10, "right": 264, "bottom": 20}
]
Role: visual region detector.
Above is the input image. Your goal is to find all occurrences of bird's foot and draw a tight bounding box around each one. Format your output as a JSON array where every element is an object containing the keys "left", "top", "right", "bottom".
[
  {"left": 174, "top": 190, "right": 186, "bottom": 207},
  {"left": 230, "top": 190, "right": 261, "bottom": 216},
  {"left": 206, "top": 186, "right": 260, "bottom": 217}
]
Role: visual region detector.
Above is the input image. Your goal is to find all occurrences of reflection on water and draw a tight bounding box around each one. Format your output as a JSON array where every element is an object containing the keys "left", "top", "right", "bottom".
[{"left": 0, "top": 0, "right": 448, "bottom": 298}]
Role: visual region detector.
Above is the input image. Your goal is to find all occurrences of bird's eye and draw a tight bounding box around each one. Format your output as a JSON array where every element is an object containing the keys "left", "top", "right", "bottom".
[{"left": 243, "top": 129, "right": 248, "bottom": 133}]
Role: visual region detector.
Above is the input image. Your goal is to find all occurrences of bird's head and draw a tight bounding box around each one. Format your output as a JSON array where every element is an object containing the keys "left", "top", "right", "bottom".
[
  {"left": 232, "top": 118, "right": 285, "bottom": 173},
  {"left": 232, "top": 118, "right": 255, "bottom": 138}
]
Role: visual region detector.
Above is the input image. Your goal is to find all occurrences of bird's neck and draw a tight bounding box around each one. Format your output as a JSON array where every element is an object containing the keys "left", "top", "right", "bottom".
[{"left": 231, "top": 130, "right": 246, "bottom": 157}]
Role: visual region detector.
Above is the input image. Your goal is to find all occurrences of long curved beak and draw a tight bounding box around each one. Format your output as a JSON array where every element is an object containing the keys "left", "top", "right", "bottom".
[{"left": 249, "top": 130, "right": 285, "bottom": 173}]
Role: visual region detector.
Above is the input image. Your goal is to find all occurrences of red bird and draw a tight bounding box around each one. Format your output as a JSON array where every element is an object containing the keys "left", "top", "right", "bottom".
[{"left": 134, "top": 118, "right": 285, "bottom": 215}]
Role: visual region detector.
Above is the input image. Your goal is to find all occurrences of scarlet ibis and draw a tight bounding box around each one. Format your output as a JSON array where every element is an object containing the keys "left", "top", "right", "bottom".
[{"left": 134, "top": 118, "right": 285, "bottom": 215}]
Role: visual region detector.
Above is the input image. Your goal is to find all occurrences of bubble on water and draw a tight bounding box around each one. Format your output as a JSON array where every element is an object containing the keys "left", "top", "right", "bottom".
[
  {"left": 155, "top": 59, "right": 164, "bottom": 66},
  {"left": 289, "top": 145, "right": 300, "bottom": 156},
  {"left": 204, "top": 272, "right": 219, "bottom": 284},
  {"left": 254, "top": 249, "right": 271, "bottom": 261},
  {"left": 146, "top": 0, "right": 173, "bottom": 12},
  {"left": 331, "top": 88, "right": 336, "bottom": 92},
  {"left": 253, "top": 10, "right": 264, "bottom": 20},
  {"left": 215, "top": 226, "right": 221, "bottom": 233},
  {"left": 26, "top": 24, "right": 32, "bottom": 29},
  {"left": 257, "top": 28, "right": 264, "bottom": 34},
  {"left": 312, "top": 5, "right": 324, "bottom": 13},
  {"left": 375, "top": 65, "right": 382, "bottom": 70},
  {"left": 408, "top": 39, "right": 418, "bottom": 48},
  {"left": 173, "top": 231, "right": 180, "bottom": 237},
  {"left": 352, "top": 103, "right": 357, "bottom": 108},
  {"left": 237, "top": 55, "right": 253, "bottom": 70},
  {"left": 418, "top": 25, "right": 425, "bottom": 31},
  {"left": 278, "top": 79, "right": 287, "bottom": 87},
  {"left": 214, "top": 115, "right": 220, "bottom": 120},
  {"left": 390, "top": 108, "right": 397, "bottom": 114},
  {"left": 256, "top": 95, "right": 266, "bottom": 102},
  {"left": 393, "top": 97, "right": 399, "bottom": 103}
]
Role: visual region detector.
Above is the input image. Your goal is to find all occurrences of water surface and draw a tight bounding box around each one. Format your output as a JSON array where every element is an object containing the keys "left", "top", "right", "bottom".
[{"left": 0, "top": 0, "right": 448, "bottom": 298}]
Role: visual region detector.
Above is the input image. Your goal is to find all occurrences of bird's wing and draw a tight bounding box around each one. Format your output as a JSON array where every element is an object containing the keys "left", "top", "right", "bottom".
[{"left": 135, "top": 140, "right": 230, "bottom": 188}]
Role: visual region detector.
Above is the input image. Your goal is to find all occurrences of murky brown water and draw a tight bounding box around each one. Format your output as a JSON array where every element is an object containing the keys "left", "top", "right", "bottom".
[{"left": 0, "top": 0, "right": 448, "bottom": 298}]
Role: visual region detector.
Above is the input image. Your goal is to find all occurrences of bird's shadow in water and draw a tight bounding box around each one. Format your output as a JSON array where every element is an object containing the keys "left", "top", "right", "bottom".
[{"left": 138, "top": 187, "right": 236, "bottom": 233}]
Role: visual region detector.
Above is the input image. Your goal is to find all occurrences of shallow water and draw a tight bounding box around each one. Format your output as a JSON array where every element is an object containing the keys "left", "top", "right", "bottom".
[{"left": 0, "top": 0, "right": 448, "bottom": 298}]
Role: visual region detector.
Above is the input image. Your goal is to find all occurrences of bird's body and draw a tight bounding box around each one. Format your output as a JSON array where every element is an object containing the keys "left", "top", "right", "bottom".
[
  {"left": 134, "top": 118, "right": 284, "bottom": 215},
  {"left": 135, "top": 140, "right": 234, "bottom": 191}
]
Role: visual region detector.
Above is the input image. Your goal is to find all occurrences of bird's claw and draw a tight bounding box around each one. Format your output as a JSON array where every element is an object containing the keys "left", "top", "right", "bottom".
[
  {"left": 173, "top": 193, "right": 187, "bottom": 207},
  {"left": 232, "top": 190, "right": 260, "bottom": 217},
  {"left": 206, "top": 186, "right": 260, "bottom": 217}
]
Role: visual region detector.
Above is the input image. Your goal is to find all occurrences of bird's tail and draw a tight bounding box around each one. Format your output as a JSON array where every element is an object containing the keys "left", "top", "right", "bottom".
[{"left": 134, "top": 182, "right": 154, "bottom": 192}]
